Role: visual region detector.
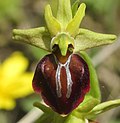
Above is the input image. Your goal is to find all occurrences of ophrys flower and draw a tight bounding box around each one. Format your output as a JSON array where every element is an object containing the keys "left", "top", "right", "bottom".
[{"left": 12, "top": 0, "right": 117, "bottom": 116}]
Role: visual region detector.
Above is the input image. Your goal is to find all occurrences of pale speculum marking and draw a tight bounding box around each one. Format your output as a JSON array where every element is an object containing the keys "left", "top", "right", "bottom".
[{"left": 55, "top": 55, "right": 73, "bottom": 98}]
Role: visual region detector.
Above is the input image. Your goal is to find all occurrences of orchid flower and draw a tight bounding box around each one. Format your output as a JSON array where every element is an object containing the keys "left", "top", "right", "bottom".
[{"left": 12, "top": 0, "right": 120, "bottom": 122}]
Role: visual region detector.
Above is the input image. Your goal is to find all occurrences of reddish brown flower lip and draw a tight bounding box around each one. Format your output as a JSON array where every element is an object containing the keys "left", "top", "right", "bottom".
[{"left": 32, "top": 53, "right": 90, "bottom": 114}]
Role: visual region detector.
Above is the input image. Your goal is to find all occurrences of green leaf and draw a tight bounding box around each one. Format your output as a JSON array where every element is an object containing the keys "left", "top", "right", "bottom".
[
  {"left": 56, "top": 0, "right": 72, "bottom": 30},
  {"left": 45, "top": 4, "right": 61, "bottom": 36},
  {"left": 87, "top": 99, "right": 120, "bottom": 119},
  {"left": 74, "top": 28, "right": 117, "bottom": 52},
  {"left": 12, "top": 27, "right": 51, "bottom": 52},
  {"left": 66, "top": 3, "right": 86, "bottom": 37}
]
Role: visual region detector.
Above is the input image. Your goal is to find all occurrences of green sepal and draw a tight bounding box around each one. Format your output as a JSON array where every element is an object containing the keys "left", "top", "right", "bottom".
[
  {"left": 56, "top": 0, "right": 72, "bottom": 30},
  {"left": 12, "top": 27, "right": 51, "bottom": 52},
  {"left": 72, "top": 0, "right": 81, "bottom": 17},
  {"left": 51, "top": 33, "right": 74, "bottom": 56},
  {"left": 74, "top": 28, "right": 117, "bottom": 52},
  {"left": 45, "top": 4, "right": 61, "bottom": 36},
  {"left": 66, "top": 3, "right": 86, "bottom": 37},
  {"left": 87, "top": 99, "right": 120, "bottom": 119}
]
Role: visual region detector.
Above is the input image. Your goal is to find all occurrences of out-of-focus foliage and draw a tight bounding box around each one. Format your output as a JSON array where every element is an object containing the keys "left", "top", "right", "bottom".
[
  {"left": 84, "top": 0, "right": 120, "bottom": 32},
  {"left": 0, "top": 0, "right": 25, "bottom": 47},
  {"left": 0, "top": 52, "right": 33, "bottom": 110},
  {"left": 0, "top": 0, "right": 24, "bottom": 21},
  {"left": 84, "top": 0, "right": 119, "bottom": 15}
]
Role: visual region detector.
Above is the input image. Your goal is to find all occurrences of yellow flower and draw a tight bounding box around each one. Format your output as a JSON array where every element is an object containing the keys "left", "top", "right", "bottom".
[{"left": 0, "top": 52, "right": 34, "bottom": 110}]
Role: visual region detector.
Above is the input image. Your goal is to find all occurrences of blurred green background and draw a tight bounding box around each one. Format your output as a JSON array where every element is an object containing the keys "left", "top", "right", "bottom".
[{"left": 0, "top": 0, "right": 120, "bottom": 123}]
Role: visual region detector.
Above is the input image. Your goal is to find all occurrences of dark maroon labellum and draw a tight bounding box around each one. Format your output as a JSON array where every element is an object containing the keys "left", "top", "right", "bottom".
[{"left": 32, "top": 53, "right": 90, "bottom": 114}]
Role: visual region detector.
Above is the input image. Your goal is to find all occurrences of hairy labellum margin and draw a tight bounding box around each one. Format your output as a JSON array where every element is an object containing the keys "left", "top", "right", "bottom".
[{"left": 32, "top": 53, "right": 90, "bottom": 114}]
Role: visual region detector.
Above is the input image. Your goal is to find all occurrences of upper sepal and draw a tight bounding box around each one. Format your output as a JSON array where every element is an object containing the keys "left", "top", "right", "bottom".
[
  {"left": 12, "top": 27, "right": 51, "bottom": 52},
  {"left": 74, "top": 28, "right": 117, "bottom": 52},
  {"left": 56, "top": 0, "right": 72, "bottom": 30}
]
